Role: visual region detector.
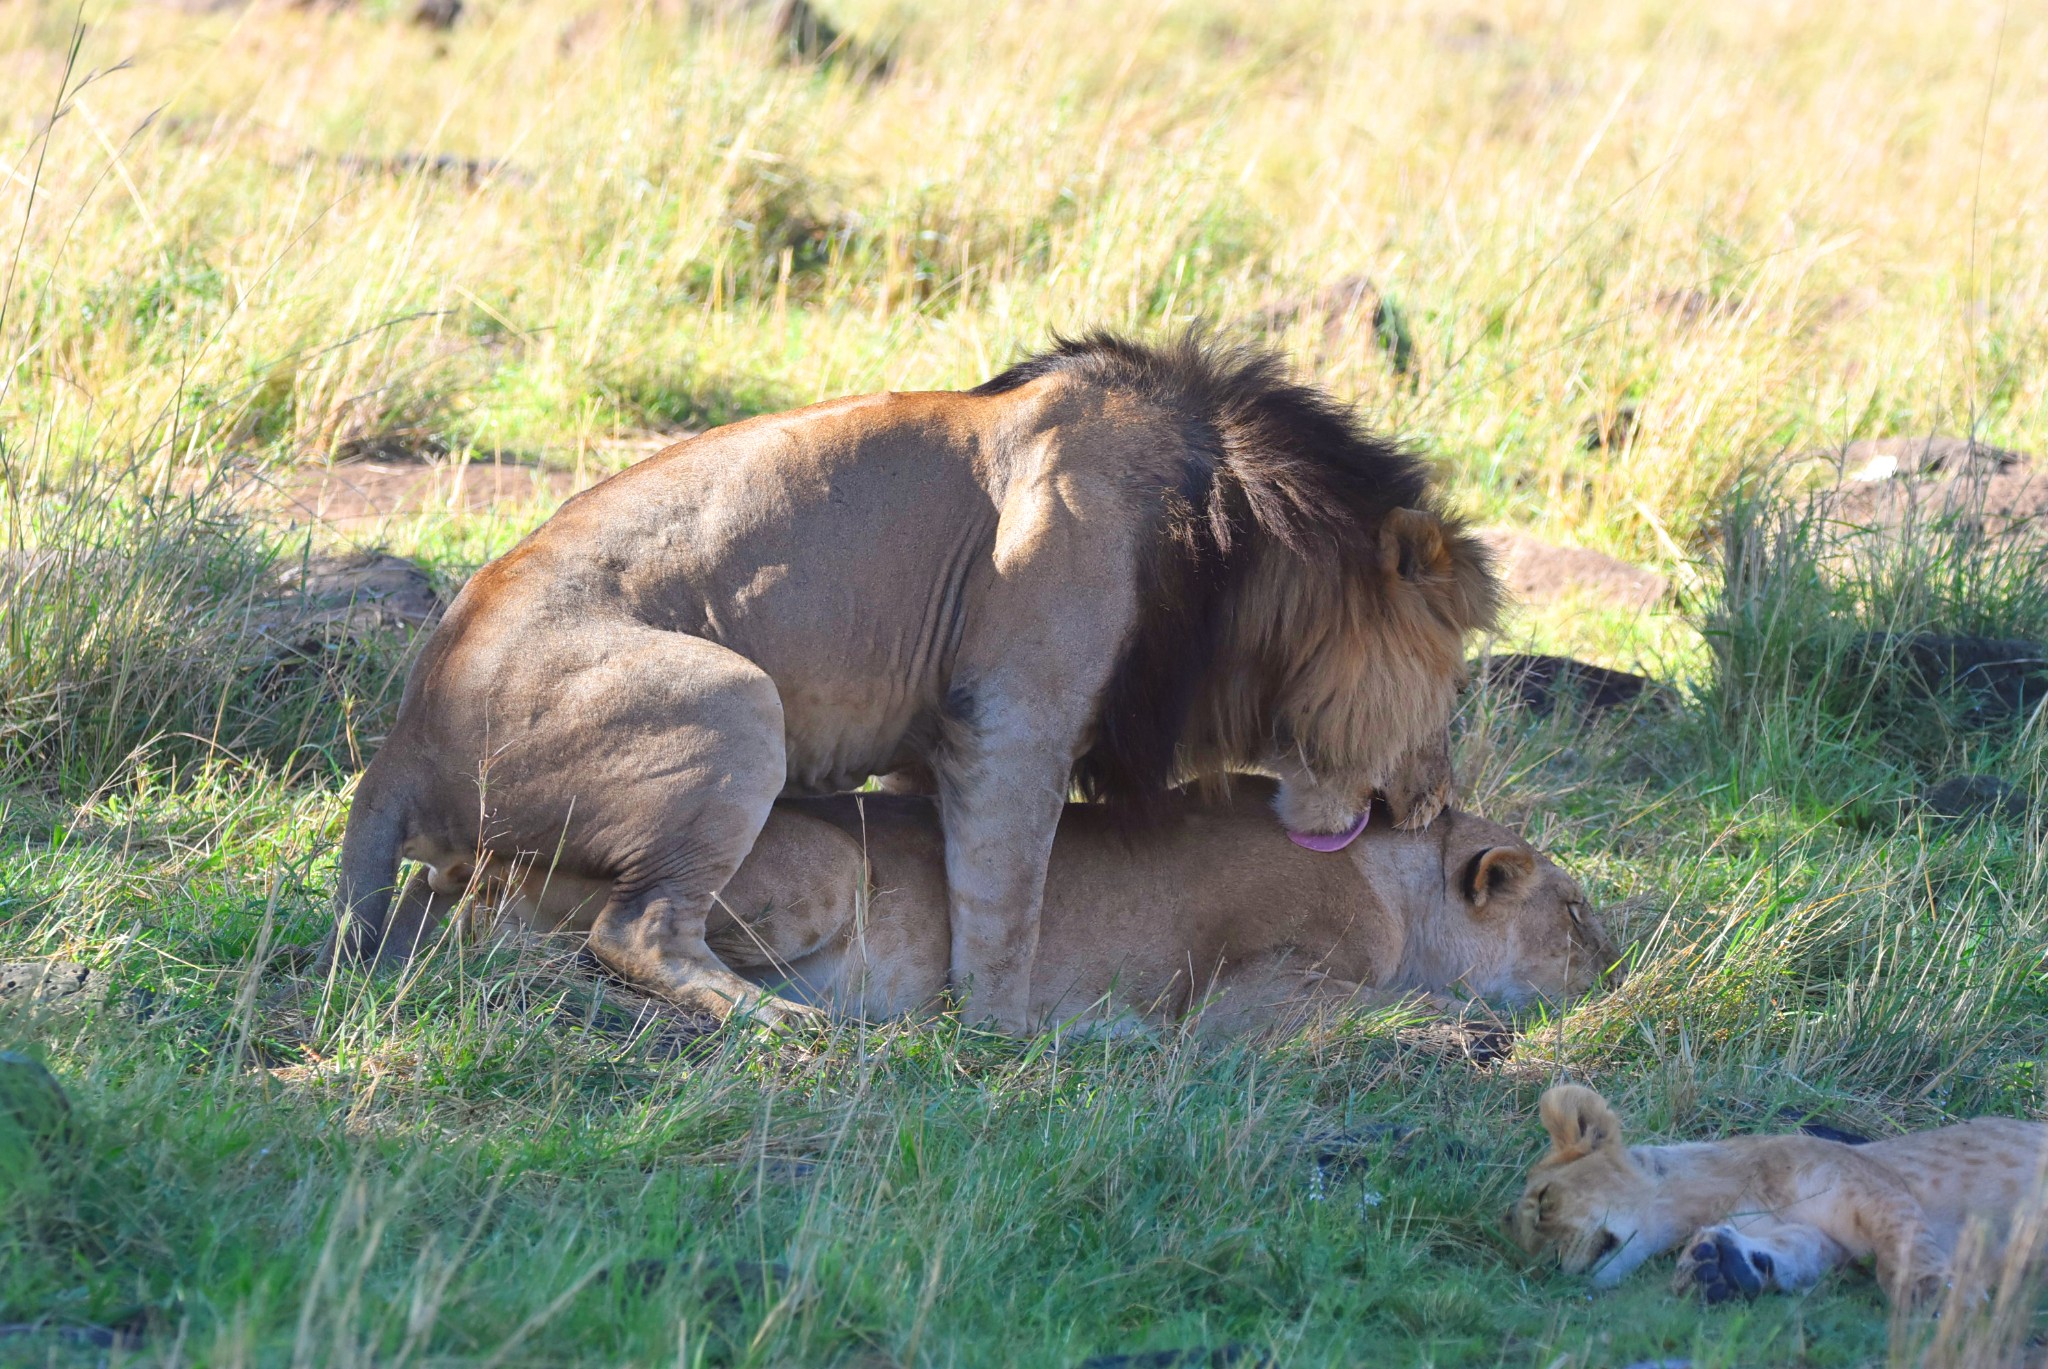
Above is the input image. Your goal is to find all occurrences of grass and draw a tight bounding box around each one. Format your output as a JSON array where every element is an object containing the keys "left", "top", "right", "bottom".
[{"left": 2, "top": 0, "right": 2046, "bottom": 1363}]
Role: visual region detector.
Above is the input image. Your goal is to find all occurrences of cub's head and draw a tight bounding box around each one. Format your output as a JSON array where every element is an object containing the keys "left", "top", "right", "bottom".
[
  {"left": 1507, "top": 1086, "right": 1659, "bottom": 1287},
  {"left": 1383, "top": 811, "right": 1623, "bottom": 1005}
]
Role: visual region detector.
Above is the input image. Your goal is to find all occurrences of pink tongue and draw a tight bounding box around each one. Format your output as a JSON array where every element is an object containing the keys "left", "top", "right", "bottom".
[{"left": 1288, "top": 808, "right": 1371, "bottom": 852}]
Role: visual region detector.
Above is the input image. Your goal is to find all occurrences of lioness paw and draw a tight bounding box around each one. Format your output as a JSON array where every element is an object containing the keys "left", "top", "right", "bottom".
[{"left": 1674, "top": 1227, "right": 1773, "bottom": 1304}]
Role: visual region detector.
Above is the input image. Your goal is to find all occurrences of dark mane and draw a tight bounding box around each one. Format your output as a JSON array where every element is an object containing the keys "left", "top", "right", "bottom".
[{"left": 972, "top": 331, "right": 1450, "bottom": 822}]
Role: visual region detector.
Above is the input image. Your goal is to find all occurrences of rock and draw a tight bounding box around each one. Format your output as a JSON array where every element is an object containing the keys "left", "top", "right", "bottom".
[
  {"left": 1080, "top": 1349, "right": 1269, "bottom": 1369},
  {"left": 1581, "top": 404, "right": 1640, "bottom": 452},
  {"left": 1480, "top": 527, "right": 1667, "bottom": 611},
  {"left": 1920, "top": 775, "right": 2031, "bottom": 823},
  {"left": 1476, "top": 654, "right": 1673, "bottom": 718},
  {"left": 0, "top": 1322, "right": 144, "bottom": 1351},
  {"left": 694, "top": 0, "right": 892, "bottom": 76},
  {"left": 1252, "top": 273, "right": 1411, "bottom": 374},
  {"left": 1299, "top": 1122, "right": 1419, "bottom": 1187},
  {"left": 0, "top": 960, "right": 103, "bottom": 1013},
  {"left": 1795, "top": 1121, "right": 1872, "bottom": 1146},
  {"left": 244, "top": 458, "right": 585, "bottom": 529},
  {"left": 0, "top": 1051, "right": 72, "bottom": 1149},
  {"left": 411, "top": 0, "right": 460, "bottom": 26},
  {"left": 1396, "top": 1019, "right": 1516, "bottom": 1066},
  {"left": 1652, "top": 287, "right": 1741, "bottom": 326},
  {"left": 333, "top": 152, "right": 517, "bottom": 188},
  {"left": 1850, "top": 633, "right": 2048, "bottom": 721},
  {"left": 276, "top": 551, "right": 444, "bottom": 631}
]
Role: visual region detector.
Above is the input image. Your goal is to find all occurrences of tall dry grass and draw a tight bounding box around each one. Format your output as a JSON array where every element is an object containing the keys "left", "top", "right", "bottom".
[{"left": 0, "top": 0, "right": 2041, "bottom": 560}]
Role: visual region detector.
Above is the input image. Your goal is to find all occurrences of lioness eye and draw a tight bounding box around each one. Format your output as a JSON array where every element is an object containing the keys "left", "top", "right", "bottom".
[{"left": 1567, "top": 902, "right": 1584, "bottom": 925}]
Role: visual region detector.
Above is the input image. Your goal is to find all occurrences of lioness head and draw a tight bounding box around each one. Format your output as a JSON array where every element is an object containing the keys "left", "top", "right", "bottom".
[
  {"left": 1507, "top": 1085, "right": 1661, "bottom": 1287},
  {"left": 1387, "top": 812, "right": 1622, "bottom": 1004}
]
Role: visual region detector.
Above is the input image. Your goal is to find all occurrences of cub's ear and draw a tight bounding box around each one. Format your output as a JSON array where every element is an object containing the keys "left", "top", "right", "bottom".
[
  {"left": 1465, "top": 845, "right": 1536, "bottom": 909},
  {"left": 1538, "top": 1084, "right": 1624, "bottom": 1161},
  {"left": 1379, "top": 507, "right": 1451, "bottom": 583}
]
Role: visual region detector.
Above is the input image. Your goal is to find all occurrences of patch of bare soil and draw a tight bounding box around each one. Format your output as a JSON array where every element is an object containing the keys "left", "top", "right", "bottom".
[
  {"left": 243, "top": 458, "right": 589, "bottom": 528},
  {"left": 209, "top": 436, "right": 677, "bottom": 532},
  {"left": 1809, "top": 435, "right": 2046, "bottom": 543},
  {"left": 1478, "top": 527, "right": 1667, "bottom": 611}
]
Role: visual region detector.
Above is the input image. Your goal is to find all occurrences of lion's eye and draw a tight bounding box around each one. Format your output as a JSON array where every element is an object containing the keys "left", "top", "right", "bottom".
[{"left": 1567, "top": 902, "right": 1584, "bottom": 926}]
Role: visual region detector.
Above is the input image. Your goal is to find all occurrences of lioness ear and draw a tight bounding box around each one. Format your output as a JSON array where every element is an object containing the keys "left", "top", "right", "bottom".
[
  {"left": 1538, "top": 1084, "right": 1624, "bottom": 1161},
  {"left": 1465, "top": 846, "right": 1536, "bottom": 909},
  {"left": 1380, "top": 507, "right": 1450, "bottom": 583}
]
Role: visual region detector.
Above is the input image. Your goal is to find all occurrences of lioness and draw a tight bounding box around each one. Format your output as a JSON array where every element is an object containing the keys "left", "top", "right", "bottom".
[
  {"left": 1509, "top": 1085, "right": 2048, "bottom": 1305},
  {"left": 385, "top": 784, "right": 1619, "bottom": 1032},
  {"left": 330, "top": 334, "right": 1500, "bottom": 1030}
]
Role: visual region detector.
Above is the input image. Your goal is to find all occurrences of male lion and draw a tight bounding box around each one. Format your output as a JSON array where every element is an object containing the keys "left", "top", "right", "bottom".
[
  {"left": 329, "top": 334, "right": 1500, "bottom": 1030},
  {"left": 381, "top": 782, "right": 1620, "bottom": 1033},
  {"left": 1508, "top": 1084, "right": 2048, "bottom": 1305}
]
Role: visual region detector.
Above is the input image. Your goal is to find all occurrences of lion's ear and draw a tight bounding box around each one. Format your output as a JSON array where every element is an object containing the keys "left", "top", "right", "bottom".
[
  {"left": 1380, "top": 507, "right": 1450, "bottom": 583},
  {"left": 1465, "top": 845, "right": 1536, "bottom": 909},
  {"left": 1538, "top": 1085, "right": 1624, "bottom": 1161}
]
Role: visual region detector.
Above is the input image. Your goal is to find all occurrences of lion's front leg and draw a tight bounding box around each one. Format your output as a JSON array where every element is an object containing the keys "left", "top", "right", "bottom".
[
  {"left": 932, "top": 731, "right": 1067, "bottom": 1034},
  {"left": 1383, "top": 726, "right": 1454, "bottom": 830},
  {"left": 1674, "top": 1219, "right": 1845, "bottom": 1303}
]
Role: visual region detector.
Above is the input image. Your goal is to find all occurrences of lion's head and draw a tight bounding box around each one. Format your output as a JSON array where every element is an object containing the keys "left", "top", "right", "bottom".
[
  {"left": 1507, "top": 1085, "right": 1663, "bottom": 1287},
  {"left": 1015, "top": 334, "right": 1502, "bottom": 839},
  {"left": 1236, "top": 505, "right": 1500, "bottom": 838}
]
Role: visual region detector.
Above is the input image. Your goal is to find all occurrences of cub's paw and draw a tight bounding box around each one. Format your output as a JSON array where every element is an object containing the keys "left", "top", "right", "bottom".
[{"left": 1674, "top": 1226, "right": 1775, "bottom": 1304}]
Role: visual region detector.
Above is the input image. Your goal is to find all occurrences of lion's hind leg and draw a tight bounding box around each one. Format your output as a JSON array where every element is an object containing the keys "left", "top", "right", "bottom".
[
  {"left": 1674, "top": 1218, "right": 1847, "bottom": 1303},
  {"left": 558, "top": 631, "right": 821, "bottom": 1027}
]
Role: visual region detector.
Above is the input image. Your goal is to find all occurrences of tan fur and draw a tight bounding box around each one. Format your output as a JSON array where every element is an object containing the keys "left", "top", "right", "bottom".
[
  {"left": 1508, "top": 1085, "right": 2048, "bottom": 1305},
  {"left": 383, "top": 784, "right": 1619, "bottom": 1034},
  {"left": 327, "top": 346, "right": 1498, "bottom": 1032}
]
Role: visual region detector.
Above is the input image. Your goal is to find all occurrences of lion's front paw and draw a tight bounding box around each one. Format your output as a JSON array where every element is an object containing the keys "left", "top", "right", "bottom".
[
  {"left": 1674, "top": 1226, "right": 1774, "bottom": 1304},
  {"left": 1391, "top": 783, "right": 1449, "bottom": 831}
]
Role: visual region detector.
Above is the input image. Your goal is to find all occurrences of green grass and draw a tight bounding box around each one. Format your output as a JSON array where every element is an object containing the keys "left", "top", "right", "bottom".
[{"left": 4, "top": 0, "right": 2047, "bottom": 1362}]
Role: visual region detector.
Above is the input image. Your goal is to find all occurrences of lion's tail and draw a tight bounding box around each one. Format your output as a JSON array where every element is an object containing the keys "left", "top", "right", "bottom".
[{"left": 324, "top": 758, "right": 417, "bottom": 968}]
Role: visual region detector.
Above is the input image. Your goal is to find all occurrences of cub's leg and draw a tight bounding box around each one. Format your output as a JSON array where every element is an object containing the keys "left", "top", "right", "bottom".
[{"left": 1674, "top": 1218, "right": 1847, "bottom": 1302}]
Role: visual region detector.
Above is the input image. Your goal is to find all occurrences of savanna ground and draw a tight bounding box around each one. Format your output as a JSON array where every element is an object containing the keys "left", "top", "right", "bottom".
[{"left": 3, "top": 0, "right": 2047, "bottom": 1363}]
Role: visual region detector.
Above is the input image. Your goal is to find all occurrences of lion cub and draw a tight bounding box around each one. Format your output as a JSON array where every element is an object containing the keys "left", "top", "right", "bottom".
[{"left": 1509, "top": 1084, "right": 2048, "bottom": 1304}]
